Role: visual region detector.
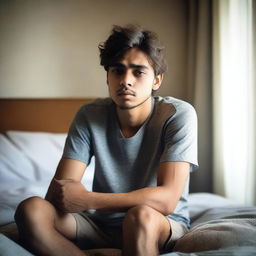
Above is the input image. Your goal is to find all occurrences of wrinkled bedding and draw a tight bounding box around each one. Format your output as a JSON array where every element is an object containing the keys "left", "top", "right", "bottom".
[{"left": 174, "top": 205, "right": 256, "bottom": 253}]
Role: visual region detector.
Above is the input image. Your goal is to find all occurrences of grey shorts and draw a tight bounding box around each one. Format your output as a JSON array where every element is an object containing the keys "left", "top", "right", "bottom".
[{"left": 72, "top": 212, "right": 188, "bottom": 252}]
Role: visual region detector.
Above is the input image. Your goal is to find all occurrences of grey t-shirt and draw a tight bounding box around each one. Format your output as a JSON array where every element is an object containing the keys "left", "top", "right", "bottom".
[{"left": 63, "top": 96, "right": 198, "bottom": 228}]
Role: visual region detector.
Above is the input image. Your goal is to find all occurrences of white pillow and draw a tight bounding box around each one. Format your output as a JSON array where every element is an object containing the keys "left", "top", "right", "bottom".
[
  {"left": 6, "top": 131, "right": 94, "bottom": 190},
  {"left": 6, "top": 131, "right": 66, "bottom": 182},
  {"left": 0, "top": 131, "right": 95, "bottom": 225},
  {"left": 0, "top": 134, "right": 36, "bottom": 187}
]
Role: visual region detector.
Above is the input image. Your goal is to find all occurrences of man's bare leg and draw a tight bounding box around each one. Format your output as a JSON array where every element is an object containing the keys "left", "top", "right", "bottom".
[
  {"left": 122, "top": 205, "right": 171, "bottom": 256},
  {"left": 15, "top": 196, "right": 85, "bottom": 256}
]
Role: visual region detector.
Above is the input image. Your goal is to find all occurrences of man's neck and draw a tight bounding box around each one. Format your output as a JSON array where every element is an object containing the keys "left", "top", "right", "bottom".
[{"left": 116, "top": 97, "right": 154, "bottom": 138}]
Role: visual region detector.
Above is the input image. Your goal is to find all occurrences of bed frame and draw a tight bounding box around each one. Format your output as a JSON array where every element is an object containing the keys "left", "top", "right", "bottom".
[{"left": 0, "top": 98, "right": 94, "bottom": 133}]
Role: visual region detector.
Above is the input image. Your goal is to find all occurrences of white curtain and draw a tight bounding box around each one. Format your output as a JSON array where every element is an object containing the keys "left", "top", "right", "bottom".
[{"left": 213, "top": 0, "right": 256, "bottom": 205}]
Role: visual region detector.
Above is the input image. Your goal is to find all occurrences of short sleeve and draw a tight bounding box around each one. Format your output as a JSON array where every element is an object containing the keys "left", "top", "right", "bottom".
[
  {"left": 160, "top": 102, "right": 198, "bottom": 172},
  {"left": 62, "top": 106, "right": 93, "bottom": 164}
]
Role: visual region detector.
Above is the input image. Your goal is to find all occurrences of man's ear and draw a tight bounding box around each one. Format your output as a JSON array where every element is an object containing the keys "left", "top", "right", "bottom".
[{"left": 152, "top": 74, "right": 163, "bottom": 91}]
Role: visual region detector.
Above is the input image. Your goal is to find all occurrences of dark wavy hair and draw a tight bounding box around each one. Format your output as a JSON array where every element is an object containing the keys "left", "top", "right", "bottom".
[{"left": 98, "top": 25, "right": 167, "bottom": 76}]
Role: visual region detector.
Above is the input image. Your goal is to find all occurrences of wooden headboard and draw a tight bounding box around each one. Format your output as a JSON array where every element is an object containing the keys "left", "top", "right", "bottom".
[{"left": 0, "top": 98, "right": 94, "bottom": 133}]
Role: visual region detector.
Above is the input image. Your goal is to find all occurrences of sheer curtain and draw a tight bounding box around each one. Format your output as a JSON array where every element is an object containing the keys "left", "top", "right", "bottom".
[{"left": 213, "top": 0, "right": 255, "bottom": 205}]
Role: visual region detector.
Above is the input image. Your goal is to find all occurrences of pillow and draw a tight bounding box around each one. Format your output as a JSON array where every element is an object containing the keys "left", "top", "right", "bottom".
[
  {"left": 0, "top": 131, "right": 95, "bottom": 225},
  {"left": 6, "top": 131, "right": 67, "bottom": 182},
  {"left": 0, "top": 134, "right": 35, "bottom": 187},
  {"left": 6, "top": 131, "right": 94, "bottom": 190}
]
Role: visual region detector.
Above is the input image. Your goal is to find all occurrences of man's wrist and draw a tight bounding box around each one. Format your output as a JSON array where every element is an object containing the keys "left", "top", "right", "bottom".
[{"left": 84, "top": 190, "right": 96, "bottom": 210}]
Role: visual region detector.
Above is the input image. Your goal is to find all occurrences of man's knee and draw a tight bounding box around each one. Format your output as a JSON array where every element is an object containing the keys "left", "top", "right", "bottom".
[
  {"left": 15, "top": 196, "right": 53, "bottom": 225},
  {"left": 123, "top": 205, "right": 157, "bottom": 229}
]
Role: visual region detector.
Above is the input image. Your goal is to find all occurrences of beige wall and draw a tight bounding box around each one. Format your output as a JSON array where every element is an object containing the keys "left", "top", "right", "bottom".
[{"left": 0, "top": 0, "right": 188, "bottom": 99}]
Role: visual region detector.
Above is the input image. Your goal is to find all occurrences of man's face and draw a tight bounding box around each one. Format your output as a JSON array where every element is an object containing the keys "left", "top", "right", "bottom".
[{"left": 107, "top": 48, "right": 163, "bottom": 110}]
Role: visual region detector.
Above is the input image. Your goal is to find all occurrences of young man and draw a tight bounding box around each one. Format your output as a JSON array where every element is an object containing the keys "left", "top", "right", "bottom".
[{"left": 15, "top": 25, "right": 198, "bottom": 256}]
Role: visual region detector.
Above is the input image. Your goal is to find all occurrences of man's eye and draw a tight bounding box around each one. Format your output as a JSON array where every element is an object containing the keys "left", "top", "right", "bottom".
[
  {"left": 111, "top": 68, "right": 124, "bottom": 75},
  {"left": 134, "top": 70, "right": 145, "bottom": 76}
]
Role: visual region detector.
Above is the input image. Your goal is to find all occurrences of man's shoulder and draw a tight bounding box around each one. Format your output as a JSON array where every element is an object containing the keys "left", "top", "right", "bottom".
[
  {"left": 78, "top": 98, "right": 113, "bottom": 115},
  {"left": 154, "top": 96, "right": 196, "bottom": 117},
  {"left": 81, "top": 97, "right": 113, "bottom": 109},
  {"left": 74, "top": 98, "right": 113, "bottom": 124}
]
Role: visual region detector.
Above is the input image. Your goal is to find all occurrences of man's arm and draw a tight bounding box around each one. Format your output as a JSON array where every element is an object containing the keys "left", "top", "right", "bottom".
[
  {"left": 89, "top": 161, "right": 189, "bottom": 215},
  {"left": 58, "top": 161, "right": 189, "bottom": 215},
  {"left": 45, "top": 158, "right": 87, "bottom": 204}
]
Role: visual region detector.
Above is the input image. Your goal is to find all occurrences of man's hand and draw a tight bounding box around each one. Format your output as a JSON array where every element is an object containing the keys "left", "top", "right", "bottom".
[{"left": 52, "top": 179, "right": 89, "bottom": 213}]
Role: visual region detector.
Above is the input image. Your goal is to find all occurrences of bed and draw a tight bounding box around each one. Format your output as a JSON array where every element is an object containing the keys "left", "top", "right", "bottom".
[{"left": 0, "top": 98, "right": 256, "bottom": 256}]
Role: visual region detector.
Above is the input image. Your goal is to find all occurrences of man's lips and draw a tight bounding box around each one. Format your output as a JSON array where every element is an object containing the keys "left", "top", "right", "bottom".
[{"left": 117, "top": 89, "right": 135, "bottom": 96}]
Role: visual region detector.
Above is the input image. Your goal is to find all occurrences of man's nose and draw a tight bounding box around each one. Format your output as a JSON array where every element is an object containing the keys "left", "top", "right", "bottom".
[{"left": 120, "top": 70, "right": 134, "bottom": 87}]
